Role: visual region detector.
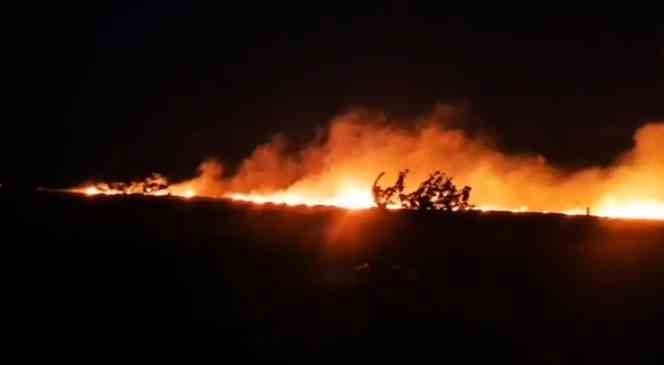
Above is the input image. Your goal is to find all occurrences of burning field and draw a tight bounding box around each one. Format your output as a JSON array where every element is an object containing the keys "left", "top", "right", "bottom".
[
  {"left": 69, "top": 107, "right": 664, "bottom": 220},
  {"left": 39, "top": 106, "right": 663, "bottom": 361},
  {"left": 23, "top": 6, "right": 664, "bottom": 363},
  {"left": 14, "top": 104, "right": 664, "bottom": 362}
]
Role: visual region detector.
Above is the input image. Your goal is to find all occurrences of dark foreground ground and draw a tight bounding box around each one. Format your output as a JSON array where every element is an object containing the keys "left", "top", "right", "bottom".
[{"left": 5, "top": 192, "right": 664, "bottom": 363}]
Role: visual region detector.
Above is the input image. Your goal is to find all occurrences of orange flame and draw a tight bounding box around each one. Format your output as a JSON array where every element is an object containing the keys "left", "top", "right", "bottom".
[
  {"left": 595, "top": 199, "right": 664, "bottom": 220},
  {"left": 226, "top": 187, "right": 374, "bottom": 210},
  {"left": 71, "top": 107, "right": 664, "bottom": 220},
  {"left": 84, "top": 186, "right": 100, "bottom": 196}
]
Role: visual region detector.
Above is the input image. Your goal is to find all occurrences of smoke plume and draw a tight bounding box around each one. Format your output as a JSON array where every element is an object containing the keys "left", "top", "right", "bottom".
[{"left": 170, "top": 106, "right": 664, "bottom": 216}]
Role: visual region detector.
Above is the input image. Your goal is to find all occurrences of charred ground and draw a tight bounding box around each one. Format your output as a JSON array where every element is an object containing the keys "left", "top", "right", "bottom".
[{"left": 7, "top": 192, "right": 664, "bottom": 363}]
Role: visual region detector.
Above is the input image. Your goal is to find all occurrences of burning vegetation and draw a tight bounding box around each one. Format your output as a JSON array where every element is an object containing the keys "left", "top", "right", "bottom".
[
  {"left": 69, "top": 106, "right": 664, "bottom": 220},
  {"left": 372, "top": 170, "right": 472, "bottom": 211},
  {"left": 73, "top": 174, "right": 194, "bottom": 199}
]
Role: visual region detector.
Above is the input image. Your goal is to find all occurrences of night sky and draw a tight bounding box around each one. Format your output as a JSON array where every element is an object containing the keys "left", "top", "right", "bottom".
[{"left": 9, "top": 4, "right": 663, "bottom": 188}]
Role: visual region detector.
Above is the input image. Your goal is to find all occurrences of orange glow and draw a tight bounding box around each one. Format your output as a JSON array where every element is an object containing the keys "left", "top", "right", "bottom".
[
  {"left": 85, "top": 186, "right": 100, "bottom": 196},
  {"left": 69, "top": 107, "right": 664, "bottom": 220},
  {"left": 226, "top": 186, "right": 374, "bottom": 210},
  {"left": 74, "top": 180, "right": 664, "bottom": 220},
  {"left": 595, "top": 199, "right": 664, "bottom": 220}
]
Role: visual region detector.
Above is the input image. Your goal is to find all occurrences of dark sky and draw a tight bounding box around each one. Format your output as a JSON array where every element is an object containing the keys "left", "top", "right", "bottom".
[{"left": 8, "top": 4, "right": 664, "bottom": 187}]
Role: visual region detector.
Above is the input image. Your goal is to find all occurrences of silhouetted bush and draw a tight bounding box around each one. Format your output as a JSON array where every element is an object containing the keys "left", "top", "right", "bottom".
[{"left": 372, "top": 170, "right": 473, "bottom": 211}]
